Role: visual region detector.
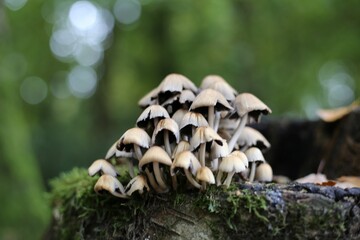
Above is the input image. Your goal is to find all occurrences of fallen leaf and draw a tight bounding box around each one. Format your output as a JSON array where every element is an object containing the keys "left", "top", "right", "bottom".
[
  {"left": 317, "top": 100, "right": 360, "bottom": 122},
  {"left": 336, "top": 176, "right": 360, "bottom": 188},
  {"left": 295, "top": 173, "right": 327, "bottom": 184},
  {"left": 316, "top": 180, "right": 336, "bottom": 186}
]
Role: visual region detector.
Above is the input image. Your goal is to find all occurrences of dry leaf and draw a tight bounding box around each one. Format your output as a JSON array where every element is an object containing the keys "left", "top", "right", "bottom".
[
  {"left": 316, "top": 180, "right": 336, "bottom": 187},
  {"left": 336, "top": 176, "right": 360, "bottom": 188},
  {"left": 295, "top": 173, "right": 328, "bottom": 184},
  {"left": 317, "top": 100, "right": 360, "bottom": 122}
]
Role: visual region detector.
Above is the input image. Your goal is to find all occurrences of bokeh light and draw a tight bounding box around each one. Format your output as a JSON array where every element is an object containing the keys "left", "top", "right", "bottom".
[
  {"left": 20, "top": 77, "right": 48, "bottom": 104},
  {"left": 67, "top": 66, "right": 97, "bottom": 98},
  {"left": 4, "top": 0, "right": 27, "bottom": 11},
  {"left": 113, "top": 0, "right": 141, "bottom": 25},
  {"left": 50, "top": 71, "right": 71, "bottom": 99}
]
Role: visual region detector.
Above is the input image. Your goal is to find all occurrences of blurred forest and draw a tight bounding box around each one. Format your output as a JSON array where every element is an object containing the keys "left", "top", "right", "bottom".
[{"left": 0, "top": 0, "right": 360, "bottom": 239}]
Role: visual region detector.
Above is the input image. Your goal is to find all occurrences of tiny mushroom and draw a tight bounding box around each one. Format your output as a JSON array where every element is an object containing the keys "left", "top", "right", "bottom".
[
  {"left": 227, "top": 93, "right": 271, "bottom": 151},
  {"left": 139, "top": 146, "right": 173, "bottom": 192},
  {"left": 138, "top": 86, "right": 160, "bottom": 109},
  {"left": 255, "top": 162, "right": 273, "bottom": 182},
  {"left": 171, "top": 151, "right": 202, "bottom": 189},
  {"left": 237, "top": 126, "right": 270, "bottom": 152},
  {"left": 94, "top": 174, "right": 128, "bottom": 199},
  {"left": 152, "top": 118, "right": 180, "bottom": 156},
  {"left": 172, "top": 140, "right": 190, "bottom": 159},
  {"left": 210, "top": 139, "right": 230, "bottom": 171},
  {"left": 88, "top": 159, "right": 118, "bottom": 177},
  {"left": 245, "top": 147, "right": 265, "bottom": 182},
  {"left": 125, "top": 174, "right": 150, "bottom": 196},
  {"left": 190, "top": 89, "right": 233, "bottom": 129},
  {"left": 179, "top": 111, "right": 209, "bottom": 139},
  {"left": 196, "top": 166, "right": 215, "bottom": 190},
  {"left": 216, "top": 151, "right": 247, "bottom": 187},
  {"left": 136, "top": 105, "right": 170, "bottom": 134}
]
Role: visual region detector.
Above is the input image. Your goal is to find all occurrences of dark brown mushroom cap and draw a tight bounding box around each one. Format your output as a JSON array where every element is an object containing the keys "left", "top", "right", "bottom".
[
  {"left": 230, "top": 93, "right": 271, "bottom": 123},
  {"left": 152, "top": 118, "right": 180, "bottom": 145},
  {"left": 190, "top": 89, "right": 233, "bottom": 115},
  {"left": 139, "top": 146, "right": 172, "bottom": 170},
  {"left": 136, "top": 105, "right": 170, "bottom": 128},
  {"left": 201, "top": 75, "right": 237, "bottom": 102},
  {"left": 117, "top": 127, "right": 151, "bottom": 152}
]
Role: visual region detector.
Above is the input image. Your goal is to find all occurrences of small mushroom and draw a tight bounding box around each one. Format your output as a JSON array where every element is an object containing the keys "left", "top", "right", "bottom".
[
  {"left": 201, "top": 75, "right": 237, "bottom": 102},
  {"left": 216, "top": 151, "right": 247, "bottom": 187},
  {"left": 139, "top": 146, "right": 172, "bottom": 191},
  {"left": 227, "top": 93, "right": 271, "bottom": 151},
  {"left": 88, "top": 159, "right": 118, "bottom": 177},
  {"left": 179, "top": 111, "right": 209, "bottom": 139},
  {"left": 237, "top": 126, "right": 270, "bottom": 152},
  {"left": 190, "top": 89, "right": 233, "bottom": 129},
  {"left": 172, "top": 140, "right": 190, "bottom": 159},
  {"left": 125, "top": 174, "right": 150, "bottom": 196},
  {"left": 136, "top": 105, "right": 170, "bottom": 134},
  {"left": 138, "top": 86, "right": 160, "bottom": 109},
  {"left": 152, "top": 118, "right": 180, "bottom": 156},
  {"left": 245, "top": 147, "right": 265, "bottom": 182},
  {"left": 171, "top": 108, "right": 189, "bottom": 129},
  {"left": 196, "top": 166, "right": 215, "bottom": 190},
  {"left": 94, "top": 174, "right": 128, "bottom": 199},
  {"left": 171, "top": 151, "right": 202, "bottom": 189},
  {"left": 190, "top": 126, "right": 223, "bottom": 168},
  {"left": 255, "top": 162, "right": 273, "bottom": 182},
  {"left": 210, "top": 139, "right": 229, "bottom": 171}
]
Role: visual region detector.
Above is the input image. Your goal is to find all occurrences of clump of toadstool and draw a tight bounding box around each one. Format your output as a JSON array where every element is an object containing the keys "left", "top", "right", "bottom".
[{"left": 88, "top": 74, "right": 273, "bottom": 198}]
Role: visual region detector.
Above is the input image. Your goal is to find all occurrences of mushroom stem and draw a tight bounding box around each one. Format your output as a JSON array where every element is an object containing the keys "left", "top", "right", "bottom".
[
  {"left": 211, "top": 158, "right": 219, "bottom": 171},
  {"left": 112, "top": 190, "right": 129, "bottom": 199},
  {"left": 145, "top": 168, "right": 163, "bottom": 193},
  {"left": 213, "top": 111, "right": 221, "bottom": 132},
  {"left": 228, "top": 114, "right": 248, "bottom": 151},
  {"left": 208, "top": 106, "right": 215, "bottom": 128},
  {"left": 216, "top": 170, "right": 224, "bottom": 186},
  {"left": 134, "top": 145, "right": 143, "bottom": 160},
  {"left": 164, "top": 130, "right": 172, "bottom": 156},
  {"left": 199, "top": 143, "right": 206, "bottom": 167},
  {"left": 249, "top": 162, "right": 257, "bottom": 182},
  {"left": 224, "top": 171, "right": 235, "bottom": 187},
  {"left": 127, "top": 160, "right": 135, "bottom": 178},
  {"left": 184, "top": 169, "right": 201, "bottom": 189},
  {"left": 171, "top": 175, "right": 178, "bottom": 190},
  {"left": 153, "top": 162, "right": 168, "bottom": 190}
]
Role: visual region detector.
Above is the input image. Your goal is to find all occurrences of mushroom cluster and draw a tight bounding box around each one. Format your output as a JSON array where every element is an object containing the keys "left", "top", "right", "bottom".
[{"left": 88, "top": 74, "right": 273, "bottom": 198}]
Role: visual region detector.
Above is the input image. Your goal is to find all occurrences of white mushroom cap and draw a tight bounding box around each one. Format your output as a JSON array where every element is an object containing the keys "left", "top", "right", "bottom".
[
  {"left": 88, "top": 159, "right": 118, "bottom": 177},
  {"left": 105, "top": 141, "right": 118, "bottom": 160},
  {"left": 219, "top": 152, "right": 247, "bottom": 173},
  {"left": 190, "top": 126, "right": 223, "bottom": 151},
  {"left": 171, "top": 151, "right": 201, "bottom": 176},
  {"left": 172, "top": 140, "right": 190, "bottom": 159},
  {"left": 244, "top": 147, "right": 265, "bottom": 163},
  {"left": 230, "top": 150, "right": 249, "bottom": 168},
  {"left": 179, "top": 111, "right": 209, "bottom": 136},
  {"left": 125, "top": 175, "right": 150, "bottom": 196},
  {"left": 201, "top": 75, "right": 237, "bottom": 101},
  {"left": 158, "top": 73, "right": 197, "bottom": 94},
  {"left": 179, "top": 90, "right": 196, "bottom": 104},
  {"left": 152, "top": 118, "right": 180, "bottom": 145},
  {"left": 196, "top": 167, "right": 215, "bottom": 184},
  {"left": 118, "top": 127, "right": 151, "bottom": 151},
  {"left": 94, "top": 174, "right": 127, "bottom": 198},
  {"left": 210, "top": 140, "right": 230, "bottom": 160},
  {"left": 138, "top": 86, "right": 160, "bottom": 108},
  {"left": 190, "top": 89, "right": 233, "bottom": 113},
  {"left": 139, "top": 146, "right": 172, "bottom": 170},
  {"left": 136, "top": 105, "right": 170, "bottom": 128},
  {"left": 237, "top": 127, "right": 270, "bottom": 150},
  {"left": 231, "top": 93, "right": 271, "bottom": 123},
  {"left": 171, "top": 109, "right": 188, "bottom": 127},
  {"left": 255, "top": 162, "right": 273, "bottom": 182}
]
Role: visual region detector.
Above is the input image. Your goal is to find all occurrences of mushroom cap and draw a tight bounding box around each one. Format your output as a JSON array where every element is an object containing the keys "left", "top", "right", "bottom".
[
  {"left": 219, "top": 152, "right": 247, "bottom": 173},
  {"left": 210, "top": 139, "right": 230, "bottom": 160},
  {"left": 171, "top": 150, "right": 201, "bottom": 176},
  {"left": 237, "top": 127, "right": 270, "bottom": 150},
  {"left": 118, "top": 127, "right": 151, "bottom": 151},
  {"left": 196, "top": 166, "right": 215, "bottom": 184},
  {"left": 152, "top": 118, "right": 180, "bottom": 145},
  {"left": 125, "top": 175, "right": 150, "bottom": 195},
  {"left": 190, "top": 126, "right": 223, "bottom": 151},
  {"left": 138, "top": 86, "right": 160, "bottom": 108},
  {"left": 88, "top": 159, "right": 118, "bottom": 177},
  {"left": 190, "top": 89, "right": 233, "bottom": 113},
  {"left": 139, "top": 146, "right": 172, "bottom": 170},
  {"left": 105, "top": 141, "right": 118, "bottom": 160},
  {"left": 244, "top": 147, "right": 265, "bottom": 163},
  {"left": 172, "top": 108, "right": 188, "bottom": 127},
  {"left": 217, "top": 129, "right": 232, "bottom": 142},
  {"left": 136, "top": 105, "right": 170, "bottom": 128},
  {"left": 158, "top": 73, "right": 197, "bottom": 94},
  {"left": 230, "top": 150, "right": 249, "bottom": 168},
  {"left": 179, "top": 90, "right": 196, "bottom": 104},
  {"left": 179, "top": 111, "right": 209, "bottom": 136},
  {"left": 231, "top": 93, "right": 271, "bottom": 122},
  {"left": 94, "top": 174, "right": 125, "bottom": 196},
  {"left": 201, "top": 75, "right": 237, "bottom": 101},
  {"left": 172, "top": 140, "right": 190, "bottom": 159},
  {"left": 255, "top": 162, "right": 273, "bottom": 182}
]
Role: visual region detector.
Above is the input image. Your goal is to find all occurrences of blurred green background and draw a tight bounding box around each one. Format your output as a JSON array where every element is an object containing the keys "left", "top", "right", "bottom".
[{"left": 1, "top": 0, "right": 359, "bottom": 238}]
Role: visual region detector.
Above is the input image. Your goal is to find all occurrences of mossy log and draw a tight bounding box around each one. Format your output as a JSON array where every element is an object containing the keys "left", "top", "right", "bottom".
[{"left": 45, "top": 169, "right": 360, "bottom": 240}]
